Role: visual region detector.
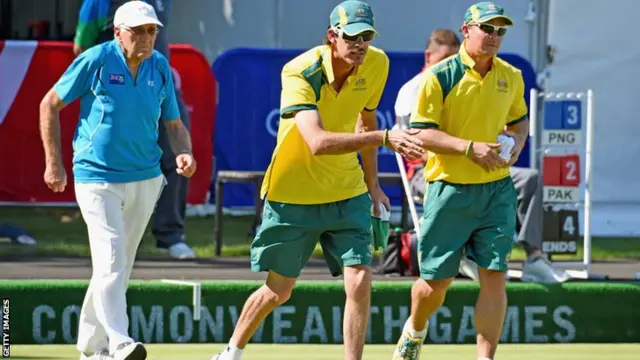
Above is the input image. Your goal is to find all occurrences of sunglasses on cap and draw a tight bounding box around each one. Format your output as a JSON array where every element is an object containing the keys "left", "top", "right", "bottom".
[
  {"left": 471, "top": 23, "right": 507, "bottom": 37},
  {"left": 333, "top": 27, "right": 375, "bottom": 43}
]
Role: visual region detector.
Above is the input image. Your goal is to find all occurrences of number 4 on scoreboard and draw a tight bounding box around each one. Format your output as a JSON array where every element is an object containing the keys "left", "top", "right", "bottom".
[
  {"left": 560, "top": 210, "right": 579, "bottom": 241},
  {"left": 563, "top": 215, "right": 575, "bottom": 236}
]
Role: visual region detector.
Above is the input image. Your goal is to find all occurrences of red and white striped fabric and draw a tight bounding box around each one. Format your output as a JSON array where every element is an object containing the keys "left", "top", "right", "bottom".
[{"left": 0, "top": 40, "right": 38, "bottom": 127}]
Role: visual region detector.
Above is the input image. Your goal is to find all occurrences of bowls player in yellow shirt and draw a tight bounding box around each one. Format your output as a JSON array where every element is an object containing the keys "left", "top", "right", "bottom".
[
  {"left": 209, "top": 2, "right": 424, "bottom": 360},
  {"left": 392, "top": 2, "right": 530, "bottom": 360}
]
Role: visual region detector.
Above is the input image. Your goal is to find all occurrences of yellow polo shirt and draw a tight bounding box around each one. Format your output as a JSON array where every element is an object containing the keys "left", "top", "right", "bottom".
[
  {"left": 260, "top": 45, "right": 390, "bottom": 204},
  {"left": 411, "top": 42, "right": 528, "bottom": 185}
]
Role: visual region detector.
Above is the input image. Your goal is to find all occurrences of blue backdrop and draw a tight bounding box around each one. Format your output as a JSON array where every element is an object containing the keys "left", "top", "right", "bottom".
[{"left": 212, "top": 48, "right": 537, "bottom": 208}]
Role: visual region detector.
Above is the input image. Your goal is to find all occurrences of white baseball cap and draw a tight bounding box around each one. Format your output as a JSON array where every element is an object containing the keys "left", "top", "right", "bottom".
[{"left": 113, "top": 1, "right": 163, "bottom": 28}]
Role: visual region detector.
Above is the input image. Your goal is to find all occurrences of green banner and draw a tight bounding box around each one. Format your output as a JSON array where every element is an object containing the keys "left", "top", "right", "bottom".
[{"left": 3, "top": 280, "right": 640, "bottom": 345}]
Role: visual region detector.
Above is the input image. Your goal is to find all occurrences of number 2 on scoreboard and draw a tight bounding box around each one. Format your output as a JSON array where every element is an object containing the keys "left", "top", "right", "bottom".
[
  {"left": 565, "top": 161, "right": 577, "bottom": 180},
  {"left": 561, "top": 155, "right": 581, "bottom": 186}
]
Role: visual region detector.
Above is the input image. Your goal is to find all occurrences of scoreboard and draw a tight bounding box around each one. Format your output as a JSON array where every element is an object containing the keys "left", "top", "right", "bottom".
[{"left": 529, "top": 89, "right": 595, "bottom": 277}]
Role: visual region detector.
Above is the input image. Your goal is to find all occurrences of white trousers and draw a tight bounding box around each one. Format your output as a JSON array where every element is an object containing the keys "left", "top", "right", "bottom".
[{"left": 74, "top": 175, "right": 165, "bottom": 355}]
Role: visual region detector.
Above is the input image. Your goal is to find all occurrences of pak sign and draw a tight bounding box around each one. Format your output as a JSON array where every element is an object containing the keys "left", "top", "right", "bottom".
[{"left": 543, "top": 186, "right": 579, "bottom": 203}]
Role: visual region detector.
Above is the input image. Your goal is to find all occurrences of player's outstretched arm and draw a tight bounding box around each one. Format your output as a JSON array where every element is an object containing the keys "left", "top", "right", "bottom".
[
  {"left": 357, "top": 110, "right": 381, "bottom": 186},
  {"left": 294, "top": 110, "right": 424, "bottom": 161},
  {"left": 295, "top": 109, "right": 382, "bottom": 154}
]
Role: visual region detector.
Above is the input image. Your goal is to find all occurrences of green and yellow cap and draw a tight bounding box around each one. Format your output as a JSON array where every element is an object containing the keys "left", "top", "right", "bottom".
[
  {"left": 329, "top": 0, "right": 377, "bottom": 36},
  {"left": 464, "top": 1, "right": 514, "bottom": 25}
]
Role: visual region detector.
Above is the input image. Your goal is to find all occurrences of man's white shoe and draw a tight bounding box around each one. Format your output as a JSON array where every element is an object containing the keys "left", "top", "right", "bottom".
[
  {"left": 392, "top": 331, "right": 424, "bottom": 360},
  {"left": 80, "top": 350, "right": 113, "bottom": 360},
  {"left": 521, "top": 257, "right": 570, "bottom": 283},
  {"left": 458, "top": 257, "right": 479, "bottom": 281},
  {"left": 168, "top": 243, "right": 195, "bottom": 260},
  {"left": 113, "top": 342, "right": 147, "bottom": 360}
]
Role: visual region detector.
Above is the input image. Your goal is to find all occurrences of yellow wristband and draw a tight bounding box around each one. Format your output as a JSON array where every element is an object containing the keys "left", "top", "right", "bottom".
[
  {"left": 465, "top": 140, "right": 473, "bottom": 157},
  {"left": 382, "top": 129, "right": 389, "bottom": 147}
]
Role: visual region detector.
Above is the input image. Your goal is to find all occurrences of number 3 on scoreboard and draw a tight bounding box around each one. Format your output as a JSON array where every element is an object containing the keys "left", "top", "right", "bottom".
[
  {"left": 562, "top": 101, "right": 581, "bottom": 129},
  {"left": 566, "top": 105, "right": 578, "bottom": 125}
]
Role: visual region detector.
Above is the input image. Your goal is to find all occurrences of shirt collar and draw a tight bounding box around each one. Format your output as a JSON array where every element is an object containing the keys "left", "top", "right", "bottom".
[
  {"left": 459, "top": 40, "right": 497, "bottom": 70},
  {"left": 112, "top": 39, "right": 149, "bottom": 71},
  {"left": 112, "top": 39, "right": 127, "bottom": 64},
  {"left": 321, "top": 45, "right": 360, "bottom": 84}
]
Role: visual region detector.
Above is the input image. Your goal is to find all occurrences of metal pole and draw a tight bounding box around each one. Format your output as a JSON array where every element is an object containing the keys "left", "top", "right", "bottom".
[
  {"left": 392, "top": 125, "right": 421, "bottom": 234},
  {"left": 193, "top": 283, "right": 202, "bottom": 321},
  {"left": 161, "top": 280, "right": 202, "bottom": 321},
  {"left": 214, "top": 178, "right": 224, "bottom": 256},
  {"left": 529, "top": 88, "right": 539, "bottom": 170},
  {"left": 583, "top": 89, "right": 594, "bottom": 273}
]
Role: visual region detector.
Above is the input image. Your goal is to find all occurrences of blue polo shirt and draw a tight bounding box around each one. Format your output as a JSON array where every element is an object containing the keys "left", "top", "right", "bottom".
[{"left": 54, "top": 39, "right": 180, "bottom": 183}]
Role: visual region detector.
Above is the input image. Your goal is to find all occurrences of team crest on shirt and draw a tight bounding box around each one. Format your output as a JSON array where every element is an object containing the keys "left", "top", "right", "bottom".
[
  {"left": 353, "top": 76, "right": 367, "bottom": 91},
  {"left": 497, "top": 79, "right": 508, "bottom": 93},
  {"left": 109, "top": 73, "right": 125, "bottom": 85}
]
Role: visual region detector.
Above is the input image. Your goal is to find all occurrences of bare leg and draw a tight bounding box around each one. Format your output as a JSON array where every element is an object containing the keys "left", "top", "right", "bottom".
[
  {"left": 392, "top": 278, "right": 453, "bottom": 359},
  {"left": 409, "top": 278, "right": 453, "bottom": 332},
  {"left": 342, "top": 265, "right": 372, "bottom": 360},
  {"left": 475, "top": 268, "right": 507, "bottom": 359},
  {"left": 229, "top": 271, "right": 296, "bottom": 348}
]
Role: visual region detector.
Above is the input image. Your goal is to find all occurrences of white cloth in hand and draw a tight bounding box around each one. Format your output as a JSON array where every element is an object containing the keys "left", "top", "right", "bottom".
[{"left": 497, "top": 134, "right": 515, "bottom": 162}]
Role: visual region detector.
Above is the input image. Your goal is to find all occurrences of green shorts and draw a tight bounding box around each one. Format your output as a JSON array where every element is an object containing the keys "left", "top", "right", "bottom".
[
  {"left": 251, "top": 193, "right": 374, "bottom": 278},
  {"left": 418, "top": 177, "right": 517, "bottom": 280}
]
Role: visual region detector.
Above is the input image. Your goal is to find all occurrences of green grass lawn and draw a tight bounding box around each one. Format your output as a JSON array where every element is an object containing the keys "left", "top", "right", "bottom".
[
  {"left": 1, "top": 206, "right": 640, "bottom": 261},
  {"left": 8, "top": 343, "right": 640, "bottom": 360}
]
